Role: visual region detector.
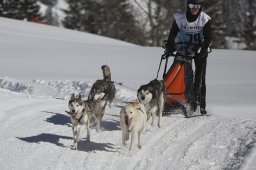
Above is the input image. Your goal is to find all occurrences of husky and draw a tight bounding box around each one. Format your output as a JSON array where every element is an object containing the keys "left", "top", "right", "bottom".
[
  {"left": 137, "top": 79, "right": 166, "bottom": 128},
  {"left": 120, "top": 102, "right": 147, "bottom": 152},
  {"left": 87, "top": 65, "right": 116, "bottom": 132},
  {"left": 66, "top": 94, "right": 92, "bottom": 150}
]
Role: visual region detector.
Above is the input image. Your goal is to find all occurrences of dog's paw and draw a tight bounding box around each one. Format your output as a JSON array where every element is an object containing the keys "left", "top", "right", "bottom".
[
  {"left": 96, "top": 127, "right": 103, "bottom": 132},
  {"left": 70, "top": 145, "right": 77, "bottom": 150},
  {"left": 122, "top": 143, "right": 127, "bottom": 148}
]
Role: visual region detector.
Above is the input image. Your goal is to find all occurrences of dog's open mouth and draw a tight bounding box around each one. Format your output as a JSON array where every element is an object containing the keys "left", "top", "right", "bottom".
[
  {"left": 65, "top": 110, "right": 76, "bottom": 118},
  {"left": 125, "top": 116, "right": 132, "bottom": 129},
  {"left": 94, "top": 99, "right": 102, "bottom": 103}
]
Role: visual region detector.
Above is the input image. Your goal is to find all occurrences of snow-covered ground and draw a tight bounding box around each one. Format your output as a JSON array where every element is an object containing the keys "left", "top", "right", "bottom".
[{"left": 0, "top": 17, "right": 256, "bottom": 170}]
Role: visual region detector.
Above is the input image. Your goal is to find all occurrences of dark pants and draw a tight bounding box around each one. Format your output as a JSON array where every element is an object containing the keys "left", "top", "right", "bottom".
[{"left": 194, "top": 55, "right": 207, "bottom": 109}]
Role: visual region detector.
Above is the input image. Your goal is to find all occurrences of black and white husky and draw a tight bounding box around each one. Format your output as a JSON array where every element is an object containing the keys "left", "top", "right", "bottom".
[
  {"left": 137, "top": 79, "right": 166, "bottom": 128},
  {"left": 87, "top": 65, "right": 116, "bottom": 132},
  {"left": 66, "top": 94, "right": 92, "bottom": 150}
]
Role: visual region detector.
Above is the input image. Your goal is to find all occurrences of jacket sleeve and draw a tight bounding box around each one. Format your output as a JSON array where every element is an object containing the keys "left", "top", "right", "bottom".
[
  {"left": 166, "top": 20, "right": 180, "bottom": 51},
  {"left": 201, "top": 19, "right": 212, "bottom": 52}
]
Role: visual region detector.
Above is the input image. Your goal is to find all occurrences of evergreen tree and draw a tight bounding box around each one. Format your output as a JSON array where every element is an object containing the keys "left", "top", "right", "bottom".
[
  {"left": 63, "top": 0, "right": 144, "bottom": 45},
  {"left": 1, "top": 0, "right": 41, "bottom": 21},
  {"left": 20, "top": 0, "right": 42, "bottom": 21},
  {"left": 0, "top": 0, "right": 5, "bottom": 16},
  {"left": 62, "top": 0, "right": 87, "bottom": 31},
  {"left": 2, "top": 0, "right": 21, "bottom": 19},
  {"left": 243, "top": 0, "right": 256, "bottom": 50}
]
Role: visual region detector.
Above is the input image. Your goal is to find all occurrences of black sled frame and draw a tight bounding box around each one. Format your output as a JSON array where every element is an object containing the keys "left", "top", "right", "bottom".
[{"left": 157, "top": 42, "right": 206, "bottom": 118}]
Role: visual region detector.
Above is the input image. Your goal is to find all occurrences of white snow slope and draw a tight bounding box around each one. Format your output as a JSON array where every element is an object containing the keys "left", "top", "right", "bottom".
[{"left": 0, "top": 17, "right": 256, "bottom": 170}]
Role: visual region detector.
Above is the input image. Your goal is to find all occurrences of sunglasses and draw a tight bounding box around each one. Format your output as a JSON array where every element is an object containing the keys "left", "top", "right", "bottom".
[{"left": 188, "top": 4, "right": 201, "bottom": 9}]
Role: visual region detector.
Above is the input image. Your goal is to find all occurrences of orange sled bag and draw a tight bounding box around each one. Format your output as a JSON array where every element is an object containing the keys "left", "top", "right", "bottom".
[{"left": 163, "top": 55, "right": 194, "bottom": 103}]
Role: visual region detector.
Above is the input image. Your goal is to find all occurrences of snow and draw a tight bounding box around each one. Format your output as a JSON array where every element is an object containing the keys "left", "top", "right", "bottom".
[{"left": 0, "top": 17, "right": 256, "bottom": 170}]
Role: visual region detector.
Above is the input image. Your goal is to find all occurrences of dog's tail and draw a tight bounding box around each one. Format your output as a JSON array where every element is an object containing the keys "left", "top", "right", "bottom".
[{"left": 101, "top": 65, "right": 111, "bottom": 81}]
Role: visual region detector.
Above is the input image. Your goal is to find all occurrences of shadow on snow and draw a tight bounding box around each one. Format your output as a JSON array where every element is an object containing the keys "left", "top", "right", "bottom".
[
  {"left": 16, "top": 133, "right": 72, "bottom": 147},
  {"left": 42, "top": 111, "right": 72, "bottom": 127},
  {"left": 43, "top": 111, "right": 120, "bottom": 131},
  {"left": 77, "top": 140, "right": 117, "bottom": 152},
  {"left": 17, "top": 133, "right": 117, "bottom": 152}
]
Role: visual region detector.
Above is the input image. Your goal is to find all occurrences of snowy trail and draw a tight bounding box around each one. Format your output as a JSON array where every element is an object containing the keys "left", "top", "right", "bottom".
[
  {"left": 109, "top": 115, "right": 256, "bottom": 170},
  {"left": 0, "top": 94, "right": 256, "bottom": 170}
]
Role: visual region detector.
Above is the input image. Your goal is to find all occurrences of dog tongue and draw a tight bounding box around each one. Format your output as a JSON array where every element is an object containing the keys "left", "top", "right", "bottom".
[
  {"left": 125, "top": 116, "right": 131, "bottom": 129},
  {"left": 65, "top": 111, "right": 76, "bottom": 118}
]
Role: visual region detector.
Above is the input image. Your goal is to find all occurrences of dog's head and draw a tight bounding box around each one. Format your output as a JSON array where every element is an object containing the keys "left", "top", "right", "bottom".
[
  {"left": 137, "top": 85, "right": 155, "bottom": 104},
  {"left": 91, "top": 88, "right": 106, "bottom": 101},
  {"left": 89, "top": 80, "right": 110, "bottom": 102},
  {"left": 137, "top": 79, "right": 166, "bottom": 104},
  {"left": 122, "top": 104, "right": 136, "bottom": 129},
  {"left": 67, "top": 94, "right": 85, "bottom": 117},
  {"left": 121, "top": 102, "right": 145, "bottom": 130}
]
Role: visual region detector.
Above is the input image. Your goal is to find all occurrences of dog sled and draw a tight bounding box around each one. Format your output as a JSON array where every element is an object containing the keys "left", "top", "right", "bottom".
[{"left": 157, "top": 42, "right": 207, "bottom": 118}]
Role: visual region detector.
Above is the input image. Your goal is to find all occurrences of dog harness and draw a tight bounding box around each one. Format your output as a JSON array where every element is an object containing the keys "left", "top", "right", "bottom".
[{"left": 75, "top": 108, "right": 86, "bottom": 123}]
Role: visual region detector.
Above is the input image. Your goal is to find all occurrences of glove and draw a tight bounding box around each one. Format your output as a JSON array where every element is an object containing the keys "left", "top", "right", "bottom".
[
  {"left": 161, "top": 40, "right": 175, "bottom": 59},
  {"left": 162, "top": 49, "right": 174, "bottom": 59},
  {"left": 162, "top": 40, "right": 168, "bottom": 49}
]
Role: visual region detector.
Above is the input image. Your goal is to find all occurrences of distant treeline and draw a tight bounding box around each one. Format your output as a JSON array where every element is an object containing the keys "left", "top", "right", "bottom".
[{"left": 0, "top": 0, "right": 255, "bottom": 50}]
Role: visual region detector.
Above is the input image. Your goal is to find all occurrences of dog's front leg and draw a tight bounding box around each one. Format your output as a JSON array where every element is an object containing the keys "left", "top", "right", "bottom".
[
  {"left": 151, "top": 112, "right": 156, "bottom": 126},
  {"left": 138, "top": 130, "right": 142, "bottom": 149},
  {"left": 158, "top": 109, "right": 163, "bottom": 128},
  {"left": 158, "top": 95, "right": 164, "bottom": 128},
  {"left": 71, "top": 125, "right": 78, "bottom": 150},
  {"left": 129, "top": 129, "right": 135, "bottom": 151},
  {"left": 71, "top": 125, "right": 84, "bottom": 150},
  {"left": 96, "top": 119, "right": 101, "bottom": 132},
  {"left": 122, "top": 130, "right": 129, "bottom": 146},
  {"left": 72, "top": 126, "right": 75, "bottom": 138},
  {"left": 86, "top": 122, "right": 90, "bottom": 142}
]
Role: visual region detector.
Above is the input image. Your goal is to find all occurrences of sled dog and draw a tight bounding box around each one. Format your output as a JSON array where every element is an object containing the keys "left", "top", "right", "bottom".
[
  {"left": 66, "top": 94, "right": 92, "bottom": 150},
  {"left": 120, "top": 102, "right": 147, "bottom": 152},
  {"left": 137, "top": 79, "right": 166, "bottom": 128},
  {"left": 87, "top": 65, "right": 116, "bottom": 132}
]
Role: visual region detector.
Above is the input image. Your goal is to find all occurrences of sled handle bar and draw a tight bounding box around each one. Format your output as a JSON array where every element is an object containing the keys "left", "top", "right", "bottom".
[
  {"left": 157, "top": 50, "right": 192, "bottom": 79},
  {"left": 162, "top": 51, "right": 194, "bottom": 60}
]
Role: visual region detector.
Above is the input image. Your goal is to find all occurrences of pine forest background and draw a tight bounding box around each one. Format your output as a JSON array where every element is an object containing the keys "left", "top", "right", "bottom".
[{"left": 0, "top": 0, "right": 256, "bottom": 50}]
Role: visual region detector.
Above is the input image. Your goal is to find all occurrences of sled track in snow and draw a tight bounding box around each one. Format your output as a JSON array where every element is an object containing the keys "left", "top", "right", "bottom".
[{"left": 108, "top": 114, "right": 256, "bottom": 170}]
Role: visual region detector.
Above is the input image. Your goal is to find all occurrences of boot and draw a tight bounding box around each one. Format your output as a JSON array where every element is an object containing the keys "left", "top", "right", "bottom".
[{"left": 200, "top": 108, "right": 207, "bottom": 115}]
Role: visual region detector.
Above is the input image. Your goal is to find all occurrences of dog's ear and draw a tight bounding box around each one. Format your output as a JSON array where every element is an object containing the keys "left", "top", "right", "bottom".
[
  {"left": 70, "top": 94, "right": 75, "bottom": 100},
  {"left": 78, "top": 94, "right": 82, "bottom": 99},
  {"left": 78, "top": 100, "right": 83, "bottom": 105},
  {"left": 137, "top": 85, "right": 145, "bottom": 93}
]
